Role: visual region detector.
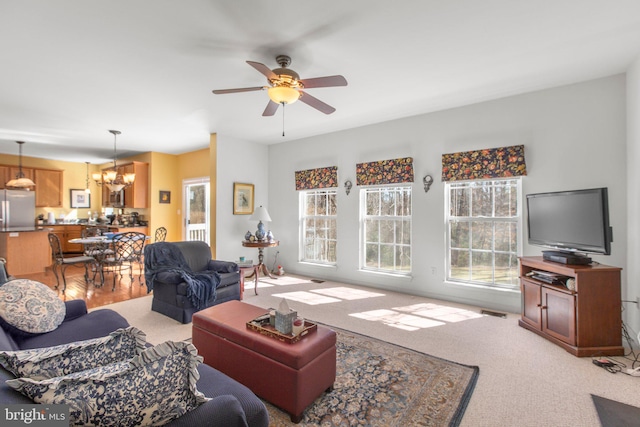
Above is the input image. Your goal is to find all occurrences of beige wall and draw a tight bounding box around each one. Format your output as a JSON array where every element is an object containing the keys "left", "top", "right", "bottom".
[
  {"left": 148, "top": 152, "right": 181, "bottom": 242},
  {"left": 0, "top": 154, "right": 102, "bottom": 218},
  {"left": 1, "top": 148, "right": 214, "bottom": 245}
]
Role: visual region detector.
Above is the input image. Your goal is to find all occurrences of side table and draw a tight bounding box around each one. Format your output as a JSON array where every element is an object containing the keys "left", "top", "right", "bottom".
[
  {"left": 238, "top": 265, "right": 258, "bottom": 300},
  {"left": 241, "top": 240, "right": 279, "bottom": 295}
]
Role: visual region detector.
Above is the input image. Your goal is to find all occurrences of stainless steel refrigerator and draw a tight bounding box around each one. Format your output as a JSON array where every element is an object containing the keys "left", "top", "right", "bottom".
[{"left": 0, "top": 189, "right": 36, "bottom": 230}]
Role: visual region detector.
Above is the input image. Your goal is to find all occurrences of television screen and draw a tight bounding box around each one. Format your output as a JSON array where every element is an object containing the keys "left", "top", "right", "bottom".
[{"left": 526, "top": 188, "right": 612, "bottom": 255}]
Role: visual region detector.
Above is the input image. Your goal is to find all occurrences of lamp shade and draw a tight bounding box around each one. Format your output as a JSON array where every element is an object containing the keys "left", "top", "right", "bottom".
[
  {"left": 268, "top": 86, "right": 300, "bottom": 105},
  {"left": 6, "top": 141, "right": 35, "bottom": 188},
  {"left": 250, "top": 206, "right": 272, "bottom": 222},
  {"left": 6, "top": 177, "right": 35, "bottom": 188}
]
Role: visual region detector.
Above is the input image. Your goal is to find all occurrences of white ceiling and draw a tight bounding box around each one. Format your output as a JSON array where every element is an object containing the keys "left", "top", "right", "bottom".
[{"left": 2, "top": 0, "right": 640, "bottom": 163}]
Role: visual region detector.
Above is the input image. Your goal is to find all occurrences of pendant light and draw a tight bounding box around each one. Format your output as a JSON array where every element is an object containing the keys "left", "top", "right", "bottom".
[
  {"left": 92, "top": 130, "right": 135, "bottom": 193},
  {"left": 84, "top": 162, "right": 91, "bottom": 194},
  {"left": 6, "top": 141, "right": 35, "bottom": 188}
]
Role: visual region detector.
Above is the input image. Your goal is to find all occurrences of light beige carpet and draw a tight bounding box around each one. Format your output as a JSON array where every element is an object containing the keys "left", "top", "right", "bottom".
[
  {"left": 96, "top": 276, "right": 640, "bottom": 427},
  {"left": 90, "top": 296, "right": 191, "bottom": 345}
]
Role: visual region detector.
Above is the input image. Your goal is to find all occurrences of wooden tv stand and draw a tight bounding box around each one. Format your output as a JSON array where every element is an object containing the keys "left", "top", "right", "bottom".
[{"left": 519, "top": 257, "right": 623, "bottom": 357}]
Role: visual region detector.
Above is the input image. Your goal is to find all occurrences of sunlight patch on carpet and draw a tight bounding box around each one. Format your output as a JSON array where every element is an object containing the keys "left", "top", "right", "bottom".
[
  {"left": 310, "top": 287, "right": 385, "bottom": 300},
  {"left": 394, "top": 303, "right": 484, "bottom": 323},
  {"left": 350, "top": 309, "right": 445, "bottom": 331},
  {"left": 259, "top": 276, "right": 314, "bottom": 286},
  {"left": 272, "top": 291, "right": 341, "bottom": 305}
]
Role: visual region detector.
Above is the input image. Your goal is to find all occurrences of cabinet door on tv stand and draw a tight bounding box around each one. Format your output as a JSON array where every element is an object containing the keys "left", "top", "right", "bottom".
[
  {"left": 541, "top": 287, "right": 576, "bottom": 346},
  {"left": 520, "top": 279, "right": 542, "bottom": 329}
]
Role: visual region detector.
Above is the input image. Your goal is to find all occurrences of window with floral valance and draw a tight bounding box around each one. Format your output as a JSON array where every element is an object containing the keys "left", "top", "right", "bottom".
[
  {"left": 441, "top": 145, "right": 527, "bottom": 181},
  {"left": 356, "top": 157, "right": 414, "bottom": 186},
  {"left": 295, "top": 166, "right": 338, "bottom": 190}
]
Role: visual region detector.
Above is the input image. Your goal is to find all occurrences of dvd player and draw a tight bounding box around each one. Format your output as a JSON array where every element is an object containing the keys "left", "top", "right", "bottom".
[{"left": 542, "top": 251, "right": 592, "bottom": 265}]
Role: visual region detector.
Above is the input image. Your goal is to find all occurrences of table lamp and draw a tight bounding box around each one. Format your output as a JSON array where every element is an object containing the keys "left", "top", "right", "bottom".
[{"left": 250, "top": 206, "right": 272, "bottom": 241}]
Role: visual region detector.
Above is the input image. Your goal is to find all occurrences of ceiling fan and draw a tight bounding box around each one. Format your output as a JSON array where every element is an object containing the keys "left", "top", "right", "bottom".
[{"left": 212, "top": 55, "right": 347, "bottom": 116}]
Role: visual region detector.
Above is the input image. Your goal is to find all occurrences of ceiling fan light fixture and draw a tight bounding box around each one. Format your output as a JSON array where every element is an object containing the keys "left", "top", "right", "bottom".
[{"left": 268, "top": 86, "right": 300, "bottom": 105}]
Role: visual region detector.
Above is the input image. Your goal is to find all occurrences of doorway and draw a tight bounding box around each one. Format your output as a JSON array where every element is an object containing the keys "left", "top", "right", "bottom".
[{"left": 183, "top": 178, "right": 210, "bottom": 244}]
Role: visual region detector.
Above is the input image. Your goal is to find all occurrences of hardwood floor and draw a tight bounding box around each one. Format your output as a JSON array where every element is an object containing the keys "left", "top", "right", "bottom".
[{"left": 13, "top": 263, "right": 149, "bottom": 310}]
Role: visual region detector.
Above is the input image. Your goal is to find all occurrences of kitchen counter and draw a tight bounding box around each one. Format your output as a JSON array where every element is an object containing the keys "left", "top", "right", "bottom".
[
  {"left": 0, "top": 229, "right": 50, "bottom": 275},
  {"left": 0, "top": 227, "right": 47, "bottom": 232},
  {"left": 45, "top": 223, "right": 147, "bottom": 228}
]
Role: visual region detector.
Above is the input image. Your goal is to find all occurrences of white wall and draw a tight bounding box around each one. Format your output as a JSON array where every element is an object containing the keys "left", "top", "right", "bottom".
[
  {"left": 215, "top": 135, "right": 269, "bottom": 262},
  {"left": 266, "top": 75, "right": 629, "bottom": 321},
  {"left": 626, "top": 59, "right": 640, "bottom": 335}
]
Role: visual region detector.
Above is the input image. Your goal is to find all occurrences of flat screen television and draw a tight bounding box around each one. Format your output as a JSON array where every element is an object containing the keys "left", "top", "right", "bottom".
[{"left": 526, "top": 187, "right": 613, "bottom": 264}]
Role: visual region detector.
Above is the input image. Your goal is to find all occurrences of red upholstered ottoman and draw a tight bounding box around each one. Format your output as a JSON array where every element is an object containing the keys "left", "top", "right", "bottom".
[{"left": 192, "top": 300, "right": 336, "bottom": 423}]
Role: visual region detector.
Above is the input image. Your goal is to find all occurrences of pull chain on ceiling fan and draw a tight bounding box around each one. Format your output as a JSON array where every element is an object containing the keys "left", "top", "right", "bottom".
[{"left": 212, "top": 55, "right": 347, "bottom": 119}]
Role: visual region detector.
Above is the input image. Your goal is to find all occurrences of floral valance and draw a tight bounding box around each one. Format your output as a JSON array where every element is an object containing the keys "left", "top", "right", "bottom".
[
  {"left": 356, "top": 157, "right": 414, "bottom": 186},
  {"left": 441, "top": 145, "right": 527, "bottom": 182},
  {"left": 295, "top": 166, "right": 338, "bottom": 190}
]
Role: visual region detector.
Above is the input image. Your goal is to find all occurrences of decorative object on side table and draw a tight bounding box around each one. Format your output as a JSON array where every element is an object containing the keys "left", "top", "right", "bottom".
[
  {"left": 237, "top": 259, "right": 254, "bottom": 268},
  {"left": 250, "top": 205, "right": 272, "bottom": 241}
]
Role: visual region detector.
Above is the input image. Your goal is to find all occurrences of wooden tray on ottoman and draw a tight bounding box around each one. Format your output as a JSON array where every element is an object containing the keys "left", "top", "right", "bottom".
[{"left": 247, "top": 314, "right": 317, "bottom": 344}]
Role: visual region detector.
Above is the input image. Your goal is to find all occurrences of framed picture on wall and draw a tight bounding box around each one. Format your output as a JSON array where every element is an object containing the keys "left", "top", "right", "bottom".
[
  {"left": 159, "top": 190, "right": 171, "bottom": 204},
  {"left": 233, "top": 182, "right": 254, "bottom": 215},
  {"left": 70, "top": 189, "right": 91, "bottom": 208}
]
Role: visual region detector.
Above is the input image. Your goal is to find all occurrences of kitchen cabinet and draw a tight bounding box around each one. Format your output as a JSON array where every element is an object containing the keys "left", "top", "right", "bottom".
[
  {"left": 0, "top": 166, "right": 9, "bottom": 189},
  {"left": 123, "top": 162, "right": 148, "bottom": 209},
  {"left": 0, "top": 166, "right": 35, "bottom": 190},
  {"left": 519, "top": 256, "right": 623, "bottom": 357},
  {"left": 1, "top": 164, "right": 63, "bottom": 208},
  {"left": 48, "top": 225, "right": 84, "bottom": 254},
  {"left": 34, "top": 169, "right": 63, "bottom": 207},
  {"left": 9, "top": 166, "right": 34, "bottom": 185}
]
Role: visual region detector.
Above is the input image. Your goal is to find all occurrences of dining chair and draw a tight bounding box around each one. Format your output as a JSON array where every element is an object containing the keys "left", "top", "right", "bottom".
[
  {"left": 154, "top": 227, "right": 167, "bottom": 242},
  {"left": 47, "top": 233, "right": 96, "bottom": 293},
  {"left": 91, "top": 241, "right": 121, "bottom": 291},
  {"left": 112, "top": 231, "right": 147, "bottom": 288},
  {"left": 81, "top": 227, "right": 113, "bottom": 259}
]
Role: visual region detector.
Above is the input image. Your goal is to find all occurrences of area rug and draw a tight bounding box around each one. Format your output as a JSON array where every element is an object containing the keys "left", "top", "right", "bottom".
[{"left": 265, "top": 326, "right": 479, "bottom": 427}]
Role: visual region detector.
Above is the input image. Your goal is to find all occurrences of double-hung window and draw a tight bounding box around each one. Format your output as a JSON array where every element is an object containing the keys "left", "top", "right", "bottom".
[
  {"left": 445, "top": 178, "right": 521, "bottom": 289},
  {"left": 300, "top": 189, "right": 337, "bottom": 264},
  {"left": 361, "top": 186, "right": 412, "bottom": 274}
]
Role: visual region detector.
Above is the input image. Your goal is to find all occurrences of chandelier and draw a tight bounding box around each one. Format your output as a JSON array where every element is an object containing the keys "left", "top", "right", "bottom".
[
  {"left": 92, "top": 130, "right": 135, "bottom": 193},
  {"left": 6, "top": 141, "right": 36, "bottom": 188}
]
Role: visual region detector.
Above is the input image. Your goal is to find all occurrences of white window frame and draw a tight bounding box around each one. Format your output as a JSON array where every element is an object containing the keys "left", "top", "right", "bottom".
[
  {"left": 445, "top": 178, "right": 522, "bottom": 290},
  {"left": 360, "top": 185, "right": 412, "bottom": 275},
  {"left": 299, "top": 189, "right": 337, "bottom": 265}
]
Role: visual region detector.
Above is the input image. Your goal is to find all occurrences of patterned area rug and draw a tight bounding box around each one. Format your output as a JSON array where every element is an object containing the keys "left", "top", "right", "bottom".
[{"left": 265, "top": 327, "right": 479, "bottom": 426}]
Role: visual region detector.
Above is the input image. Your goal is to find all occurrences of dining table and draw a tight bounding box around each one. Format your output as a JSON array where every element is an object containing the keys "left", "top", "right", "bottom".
[{"left": 68, "top": 234, "right": 150, "bottom": 288}]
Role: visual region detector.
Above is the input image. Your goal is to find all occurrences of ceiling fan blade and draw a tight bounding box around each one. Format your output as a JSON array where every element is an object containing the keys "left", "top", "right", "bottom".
[
  {"left": 262, "top": 100, "right": 280, "bottom": 116},
  {"left": 212, "top": 86, "right": 264, "bottom": 94},
  {"left": 300, "top": 75, "right": 347, "bottom": 89},
  {"left": 298, "top": 90, "right": 336, "bottom": 114},
  {"left": 247, "top": 61, "right": 277, "bottom": 80}
]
